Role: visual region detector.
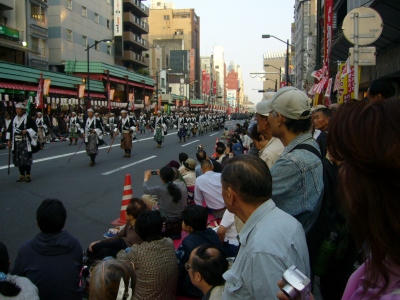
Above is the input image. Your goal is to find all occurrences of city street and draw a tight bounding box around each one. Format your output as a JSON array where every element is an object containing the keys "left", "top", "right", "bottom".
[{"left": 0, "top": 121, "right": 234, "bottom": 260}]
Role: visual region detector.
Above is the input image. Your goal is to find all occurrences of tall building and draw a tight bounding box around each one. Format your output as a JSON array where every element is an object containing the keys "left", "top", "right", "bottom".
[
  {"left": 0, "top": 0, "right": 49, "bottom": 68},
  {"left": 226, "top": 61, "right": 245, "bottom": 111},
  {"left": 47, "top": 0, "right": 114, "bottom": 72},
  {"left": 294, "top": 0, "right": 317, "bottom": 90},
  {"left": 147, "top": 0, "right": 200, "bottom": 98},
  {"left": 117, "top": 0, "right": 149, "bottom": 71},
  {"left": 262, "top": 50, "right": 286, "bottom": 91},
  {"left": 213, "top": 46, "right": 226, "bottom": 105}
]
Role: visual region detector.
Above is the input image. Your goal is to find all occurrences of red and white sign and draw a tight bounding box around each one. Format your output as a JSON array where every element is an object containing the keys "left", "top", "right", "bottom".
[
  {"left": 36, "top": 76, "right": 43, "bottom": 109},
  {"left": 114, "top": 0, "right": 122, "bottom": 37},
  {"left": 324, "top": 0, "right": 333, "bottom": 74},
  {"left": 280, "top": 82, "right": 287, "bottom": 88},
  {"left": 325, "top": 78, "right": 333, "bottom": 98}
]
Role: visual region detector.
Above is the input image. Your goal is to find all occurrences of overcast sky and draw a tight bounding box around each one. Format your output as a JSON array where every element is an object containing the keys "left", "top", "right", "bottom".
[{"left": 159, "top": 0, "right": 295, "bottom": 105}]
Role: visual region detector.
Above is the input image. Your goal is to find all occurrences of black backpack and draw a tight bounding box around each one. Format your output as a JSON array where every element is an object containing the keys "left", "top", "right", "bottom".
[{"left": 289, "top": 144, "right": 339, "bottom": 269}]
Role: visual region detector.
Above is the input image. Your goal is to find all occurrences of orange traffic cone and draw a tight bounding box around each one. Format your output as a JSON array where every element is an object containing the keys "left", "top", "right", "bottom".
[
  {"left": 111, "top": 174, "right": 133, "bottom": 226},
  {"left": 212, "top": 138, "right": 219, "bottom": 158}
]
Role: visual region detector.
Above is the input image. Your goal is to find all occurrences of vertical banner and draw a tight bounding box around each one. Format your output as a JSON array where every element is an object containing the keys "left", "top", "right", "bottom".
[
  {"left": 43, "top": 79, "right": 51, "bottom": 96},
  {"left": 36, "top": 76, "right": 43, "bottom": 109},
  {"left": 79, "top": 84, "right": 86, "bottom": 98},
  {"left": 106, "top": 83, "right": 110, "bottom": 110},
  {"left": 324, "top": 78, "right": 333, "bottom": 106},
  {"left": 206, "top": 74, "right": 211, "bottom": 94},
  {"left": 183, "top": 99, "right": 186, "bottom": 107},
  {"left": 158, "top": 95, "right": 162, "bottom": 111},
  {"left": 176, "top": 100, "right": 179, "bottom": 108},
  {"left": 163, "top": 104, "right": 168, "bottom": 113},
  {"left": 109, "top": 89, "right": 115, "bottom": 101},
  {"left": 190, "top": 49, "right": 195, "bottom": 82},
  {"left": 202, "top": 70, "right": 206, "bottom": 94},
  {"left": 324, "top": 0, "right": 333, "bottom": 76},
  {"left": 129, "top": 93, "right": 134, "bottom": 110},
  {"left": 338, "top": 63, "right": 361, "bottom": 104},
  {"left": 213, "top": 80, "right": 217, "bottom": 95},
  {"left": 145, "top": 95, "right": 150, "bottom": 106},
  {"left": 114, "top": 0, "right": 122, "bottom": 36},
  {"left": 167, "top": 104, "right": 171, "bottom": 114}
]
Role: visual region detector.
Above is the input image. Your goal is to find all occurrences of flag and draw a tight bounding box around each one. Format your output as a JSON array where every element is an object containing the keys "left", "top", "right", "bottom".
[
  {"left": 43, "top": 79, "right": 51, "bottom": 96},
  {"left": 325, "top": 78, "right": 333, "bottom": 98},
  {"left": 311, "top": 67, "right": 325, "bottom": 81},
  {"left": 333, "top": 72, "right": 341, "bottom": 92},
  {"left": 341, "top": 57, "right": 351, "bottom": 78},
  {"left": 129, "top": 93, "right": 134, "bottom": 110},
  {"left": 36, "top": 76, "right": 43, "bottom": 109}
]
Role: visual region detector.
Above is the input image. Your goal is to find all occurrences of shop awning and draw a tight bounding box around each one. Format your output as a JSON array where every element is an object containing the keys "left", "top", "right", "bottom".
[{"left": 0, "top": 82, "right": 37, "bottom": 91}]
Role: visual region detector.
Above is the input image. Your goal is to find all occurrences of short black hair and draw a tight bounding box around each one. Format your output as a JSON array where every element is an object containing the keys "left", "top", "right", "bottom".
[
  {"left": 216, "top": 146, "right": 225, "bottom": 155},
  {"left": 36, "top": 199, "right": 67, "bottom": 233},
  {"left": 221, "top": 155, "right": 272, "bottom": 204},
  {"left": 196, "top": 150, "right": 207, "bottom": 162},
  {"left": 314, "top": 107, "right": 332, "bottom": 119},
  {"left": 248, "top": 121, "right": 262, "bottom": 141},
  {"left": 179, "top": 152, "right": 189, "bottom": 164},
  {"left": 181, "top": 205, "right": 208, "bottom": 232},
  {"left": 126, "top": 198, "right": 148, "bottom": 218},
  {"left": 135, "top": 210, "right": 163, "bottom": 242},
  {"left": 191, "top": 244, "right": 228, "bottom": 287},
  {"left": 368, "top": 79, "right": 395, "bottom": 99},
  {"left": 284, "top": 117, "right": 311, "bottom": 133}
]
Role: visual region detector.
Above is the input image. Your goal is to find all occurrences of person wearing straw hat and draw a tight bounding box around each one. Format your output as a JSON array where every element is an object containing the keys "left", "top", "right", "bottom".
[
  {"left": 35, "top": 112, "right": 49, "bottom": 150},
  {"left": 114, "top": 110, "right": 136, "bottom": 158},
  {"left": 84, "top": 108, "right": 104, "bottom": 166},
  {"left": 6, "top": 103, "right": 38, "bottom": 182},
  {"left": 152, "top": 111, "right": 166, "bottom": 148},
  {"left": 67, "top": 112, "right": 81, "bottom": 145}
]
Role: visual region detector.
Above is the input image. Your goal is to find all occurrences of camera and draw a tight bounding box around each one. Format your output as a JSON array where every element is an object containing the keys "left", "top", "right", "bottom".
[
  {"left": 151, "top": 170, "right": 158, "bottom": 175},
  {"left": 281, "top": 265, "right": 311, "bottom": 300}
]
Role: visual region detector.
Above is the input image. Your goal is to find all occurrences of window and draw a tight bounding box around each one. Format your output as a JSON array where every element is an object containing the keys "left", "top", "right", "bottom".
[
  {"left": 107, "top": 19, "right": 110, "bottom": 29},
  {"left": 82, "top": 35, "right": 87, "bottom": 47},
  {"left": 95, "top": 40, "right": 99, "bottom": 50},
  {"left": 67, "top": 0, "right": 72, "bottom": 10},
  {"left": 67, "top": 29, "right": 73, "bottom": 41},
  {"left": 161, "top": 78, "right": 166, "bottom": 88},
  {"left": 163, "top": 15, "right": 170, "bottom": 20},
  {"left": 31, "top": 37, "right": 39, "bottom": 51},
  {"left": 82, "top": 6, "right": 87, "bottom": 17},
  {"left": 174, "top": 29, "right": 183, "bottom": 36},
  {"left": 31, "top": 4, "right": 45, "bottom": 22},
  {"left": 38, "top": 39, "right": 46, "bottom": 56},
  {"left": 95, "top": 13, "right": 99, "bottom": 23},
  {"left": 107, "top": 45, "right": 112, "bottom": 55}
]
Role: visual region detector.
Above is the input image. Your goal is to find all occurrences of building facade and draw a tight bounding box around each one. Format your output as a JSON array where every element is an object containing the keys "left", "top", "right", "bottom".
[
  {"left": 213, "top": 46, "right": 226, "bottom": 105},
  {"left": 147, "top": 0, "right": 200, "bottom": 98},
  {"left": 294, "top": 0, "right": 317, "bottom": 90},
  {"left": 47, "top": 0, "right": 114, "bottom": 72},
  {"left": 263, "top": 50, "right": 286, "bottom": 91}
]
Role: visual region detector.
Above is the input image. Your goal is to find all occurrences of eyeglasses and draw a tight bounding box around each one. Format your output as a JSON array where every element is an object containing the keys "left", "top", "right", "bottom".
[{"left": 185, "top": 262, "right": 195, "bottom": 272}]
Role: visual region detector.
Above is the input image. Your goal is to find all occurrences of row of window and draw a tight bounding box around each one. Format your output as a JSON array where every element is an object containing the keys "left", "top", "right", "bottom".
[
  {"left": 66, "top": 0, "right": 110, "bottom": 28},
  {"left": 66, "top": 30, "right": 112, "bottom": 55}
]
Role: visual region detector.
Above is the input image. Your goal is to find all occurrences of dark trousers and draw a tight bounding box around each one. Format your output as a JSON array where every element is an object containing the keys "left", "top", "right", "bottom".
[
  {"left": 86, "top": 238, "right": 128, "bottom": 266},
  {"left": 89, "top": 154, "right": 96, "bottom": 162},
  {"left": 19, "top": 166, "right": 31, "bottom": 175}
]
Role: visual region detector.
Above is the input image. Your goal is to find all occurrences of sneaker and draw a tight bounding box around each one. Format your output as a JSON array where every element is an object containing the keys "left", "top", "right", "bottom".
[
  {"left": 25, "top": 175, "right": 31, "bottom": 182},
  {"left": 103, "top": 228, "right": 119, "bottom": 238},
  {"left": 89, "top": 161, "right": 95, "bottom": 167}
]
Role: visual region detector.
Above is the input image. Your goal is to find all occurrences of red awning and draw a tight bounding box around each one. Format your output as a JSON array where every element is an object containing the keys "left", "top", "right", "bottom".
[
  {"left": 0, "top": 82, "right": 37, "bottom": 91},
  {"left": 84, "top": 92, "right": 106, "bottom": 99}
]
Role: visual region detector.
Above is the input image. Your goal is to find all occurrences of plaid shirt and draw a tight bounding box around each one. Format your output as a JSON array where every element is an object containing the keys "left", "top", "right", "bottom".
[{"left": 117, "top": 237, "right": 178, "bottom": 300}]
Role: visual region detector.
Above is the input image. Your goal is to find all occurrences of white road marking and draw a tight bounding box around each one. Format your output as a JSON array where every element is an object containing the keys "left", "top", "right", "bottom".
[
  {"left": 209, "top": 133, "right": 219, "bottom": 136},
  {"left": 0, "top": 153, "right": 10, "bottom": 156},
  {"left": 101, "top": 156, "right": 157, "bottom": 175},
  {"left": 181, "top": 140, "right": 200, "bottom": 147}
]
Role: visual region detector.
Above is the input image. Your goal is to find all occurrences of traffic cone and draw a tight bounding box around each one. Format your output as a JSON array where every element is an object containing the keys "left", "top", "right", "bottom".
[
  {"left": 111, "top": 174, "right": 133, "bottom": 226},
  {"left": 212, "top": 138, "right": 219, "bottom": 158}
]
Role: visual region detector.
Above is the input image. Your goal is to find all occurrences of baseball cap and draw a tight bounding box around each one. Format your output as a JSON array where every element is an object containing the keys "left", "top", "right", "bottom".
[
  {"left": 311, "top": 104, "right": 327, "bottom": 112},
  {"left": 184, "top": 158, "right": 196, "bottom": 170},
  {"left": 255, "top": 86, "right": 311, "bottom": 120},
  {"left": 232, "top": 143, "right": 243, "bottom": 156}
]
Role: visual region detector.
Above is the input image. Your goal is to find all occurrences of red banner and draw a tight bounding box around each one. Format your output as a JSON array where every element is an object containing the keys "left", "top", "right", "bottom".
[
  {"left": 280, "top": 82, "right": 287, "bottom": 88},
  {"left": 129, "top": 93, "right": 135, "bottom": 110},
  {"left": 213, "top": 80, "right": 217, "bottom": 95},
  {"left": 43, "top": 79, "right": 51, "bottom": 96},
  {"left": 324, "top": 0, "right": 333, "bottom": 75},
  {"left": 79, "top": 84, "right": 86, "bottom": 98},
  {"left": 106, "top": 83, "right": 110, "bottom": 110},
  {"left": 206, "top": 74, "right": 211, "bottom": 94},
  {"left": 176, "top": 100, "right": 179, "bottom": 107},
  {"left": 202, "top": 70, "right": 206, "bottom": 94},
  {"left": 36, "top": 76, "right": 43, "bottom": 109},
  {"left": 158, "top": 95, "right": 162, "bottom": 111},
  {"left": 183, "top": 99, "right": 186, "bottom": 107}
]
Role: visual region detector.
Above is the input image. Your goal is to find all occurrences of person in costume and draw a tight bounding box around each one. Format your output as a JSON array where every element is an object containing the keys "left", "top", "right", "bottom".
[
  {"left": 114, "top": 110, "right": 136, "bottom": 158},
  {"left": 84, "top": 109, "right": 104, "bottom": 166},
  {"left": 6, "top": 103, "right": 38, "bottom": 182},
  {"left": 197, "top": 111, "right": 205, "bottom": 136},
  {"left": 175, "top": 112, "right": 186, "bottom": 143},
  {"left": 138, "top": 112, "right": 146, "bottom": 134},
  {"left": 185, "top": 113, "right": 192, "bottom": 139},
  {"left": 68, "top": 112, "right": 81, "bottom": 145},
  {"left": 35, "top": 112, "right": 49, "bottom": 150},
  {"left": 152, "top": 111, "right": 166, "bottom": 148}
]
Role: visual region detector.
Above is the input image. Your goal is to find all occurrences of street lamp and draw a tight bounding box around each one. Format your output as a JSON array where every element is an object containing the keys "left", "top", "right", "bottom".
[
  {"left": 264, "top": 64, "right": 283, "bottom": 83},
  {"left": 262, "top": 35, "right": 292, "bottom": 86},
  {"left": 85, "top": 39, "right": 112, "bottom": 107},
  {"left": 155, "top": 68, "right": 171, "bottom": 109},
  {"left": 264, "top": 78, "right": 278, "bottom": 92}
]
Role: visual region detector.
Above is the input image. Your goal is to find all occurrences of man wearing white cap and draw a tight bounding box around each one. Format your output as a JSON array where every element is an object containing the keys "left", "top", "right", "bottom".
[
  {"left": 152, "top": 111, "right": 166, "bottom": 148},
  {"left": 114, "top": 110, "right": 136, "bottom": 157},
  {"left": 255, "top": 87, "right": 323, "bottom": 233},
  {"left": 67, "top": 112, "right": 81, "bottom": 145},
  {"left": 35, "top": 112, "right": 49, "bottom": 150},
  {"left": 84, "top": 108, "right": 104, "bottom": 166},
  {"left": 6, "top": 103, "right": 38, "bottom": 182}
]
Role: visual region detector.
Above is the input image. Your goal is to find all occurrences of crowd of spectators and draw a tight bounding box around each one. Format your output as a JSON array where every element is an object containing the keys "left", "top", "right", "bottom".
[{"left": 1, "top": 81, "right": 400, "bottom": 300}]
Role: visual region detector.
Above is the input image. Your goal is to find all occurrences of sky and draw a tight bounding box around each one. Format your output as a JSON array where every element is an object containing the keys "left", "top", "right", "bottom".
[{"left": 154, "top": 0, "right": 295, "bottom": 105}]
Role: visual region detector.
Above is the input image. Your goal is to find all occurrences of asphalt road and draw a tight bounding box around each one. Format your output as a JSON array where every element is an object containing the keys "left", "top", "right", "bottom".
[{"left": 0, "top": 120, "right": 237, "bottom": 261}]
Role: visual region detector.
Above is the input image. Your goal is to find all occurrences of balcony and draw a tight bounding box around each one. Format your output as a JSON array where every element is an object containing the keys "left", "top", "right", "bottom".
[
  {"left": 123, "top": 0, "right": 149, "bottom": 18},
  {"left": 123, "top": 12, "right": 149, "bottom": 34},
  {"left": 122, "top": 50, "right": 148, "bottom": 68},
  {"left": 123, "top": 31, "right": 149, "bottom": 51}
]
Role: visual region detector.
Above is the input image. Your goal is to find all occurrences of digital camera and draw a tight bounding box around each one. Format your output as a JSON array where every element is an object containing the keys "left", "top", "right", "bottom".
[{"left": 282, "top": 265, "right": 311, "bottom": 300}]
